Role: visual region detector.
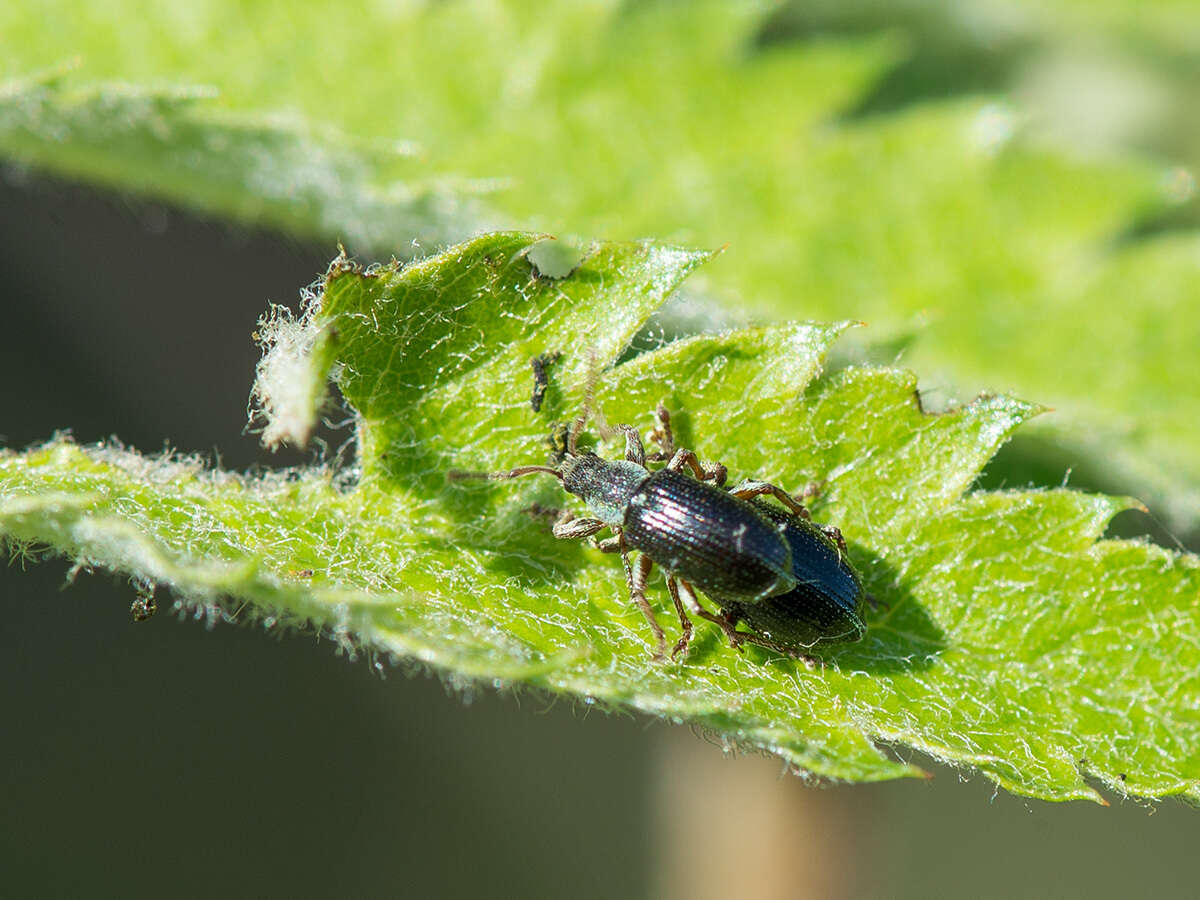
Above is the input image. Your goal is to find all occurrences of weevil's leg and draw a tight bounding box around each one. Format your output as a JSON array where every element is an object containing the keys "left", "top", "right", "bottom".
[
  {"left": 817, "top": 523, "right": 849, "bottom": 556},
  {"left": 665, "top": 577, "right": 695, "bottom": 660},
  {"left": 647, "top": 408, "right": 726, "bottom": 483},
  {"left": 675, "top": 580, "right": 745, "bottom": 652},
  {"left": 665, "top": 448, "right": 727, "bottom": 486},
  {"left": 624, "top": 547, "right": 666, "bottom": 659},
  {"left": 611, "top": 424, "right": 646, "bottom": 466},
  {"left": 675, "top": 580, "right": 821, "bottom": 667},
  {"left": 729, "top": 630, "right": 822, "bottom": 670},
  {"left": 595, "top": 534, "right": 623, "bottom": 554},
  {"left": 647, "top": 403, "right": 676, "bottom": 461},
  {"left": 728, "top": 480, "right": 810, "bottom": 518},
  {"left": 552, "top": 515, "right": 607, "bottom": 540}
]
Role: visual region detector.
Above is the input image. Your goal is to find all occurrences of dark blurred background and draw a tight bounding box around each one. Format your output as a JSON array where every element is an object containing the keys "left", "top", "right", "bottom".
[{"left": 2, "top": 170, "right": 1197, "bottom": 899}]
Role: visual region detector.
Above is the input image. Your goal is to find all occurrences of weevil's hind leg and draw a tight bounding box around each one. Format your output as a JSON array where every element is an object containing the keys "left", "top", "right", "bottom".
[
  {"left": 622, "top": 544, "right": 666, "bottom": 660},
  {"left": 665, "top": 577, "right": 695, "bottom": 660},
  {"left": 665, "top": 448, "right": 727, "bottom": 486},
  {"left": 675, "top": 580, "right": 745, "bottom": 653},
  {"left": 728, "top": 480, "right": 810, "bottom": 518},
  {"left": 674, "top": 581, "right": 820, "bottom": 668},
  {"left": 729, "top": 628, "right": 822, "bottom": 670}
]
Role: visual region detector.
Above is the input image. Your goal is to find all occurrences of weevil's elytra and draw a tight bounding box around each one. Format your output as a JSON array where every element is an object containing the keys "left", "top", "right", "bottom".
[
  {"left": 623, "top": 468, "right": 794, "bottom": 602},
  {"left": 720, "top": 500, "right": 867, "bottom": 651},
  {"left": 448, "top": 403, "right": 866, "bottom": 662}
]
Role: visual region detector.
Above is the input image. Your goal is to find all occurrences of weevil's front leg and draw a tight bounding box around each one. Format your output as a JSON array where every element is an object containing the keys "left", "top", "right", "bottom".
[
  {"left": 665, "top": 577, "right": 695, "bottom": 660},
  {"left": 728, "top": 480, "right": 809, "bottom": 518},
  {"left": 623, "top": 545, "right": 666, "bottom": 659},
  {"left": 647, "top": 407, "right": 725, "bottom": 483},
  {"left": 665, "top": 448, "right": 727, "bottom": 486},
  {"left": 612, "top": 424, "right": 646, "bottom": 467},
  {"left": 552, "top": 513, "right": 607, "bottom": 540}
]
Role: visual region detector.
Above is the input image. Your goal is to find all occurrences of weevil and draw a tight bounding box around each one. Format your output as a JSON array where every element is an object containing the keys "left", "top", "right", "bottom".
[{"left": 450, "top": 405, "right": 866, "bottom": 661}]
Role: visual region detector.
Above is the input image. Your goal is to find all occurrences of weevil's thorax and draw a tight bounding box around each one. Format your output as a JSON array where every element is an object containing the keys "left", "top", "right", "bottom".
[{"left": 560, "top": 453, "right": 649, "bottom": 526}]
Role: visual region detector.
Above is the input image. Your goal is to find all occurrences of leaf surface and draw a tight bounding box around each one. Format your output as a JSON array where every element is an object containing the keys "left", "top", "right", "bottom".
[{"left": 3, "top": 233, "right": 1197, "bottom": 803}]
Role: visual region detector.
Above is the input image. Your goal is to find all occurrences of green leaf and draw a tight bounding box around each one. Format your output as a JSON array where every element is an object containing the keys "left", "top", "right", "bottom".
[
  {"left": 3, "top": 233, "right": 1198, "bottom": 803},
  {"left": 3, "top": 1, "right": 1198, "bottom": 533}
]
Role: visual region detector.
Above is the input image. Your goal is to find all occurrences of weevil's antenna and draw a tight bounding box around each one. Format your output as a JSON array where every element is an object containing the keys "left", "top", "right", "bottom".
[
  {"left": 568, "top": 347, "right": 603, "bottom": 455},
  {"left": 447, "top": 465, "right": 563, "bottom": 482},
  {"left": 568, "top": 414, "right": 586, "bottom": 456}
]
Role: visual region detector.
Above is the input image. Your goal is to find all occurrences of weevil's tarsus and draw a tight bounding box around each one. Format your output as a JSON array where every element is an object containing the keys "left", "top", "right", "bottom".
[
  {"left": 613, "top": 423, "right": 646, "bottom": 467},
  {"left": 818, "top": 523, "right": 849, "bottom": 556}
]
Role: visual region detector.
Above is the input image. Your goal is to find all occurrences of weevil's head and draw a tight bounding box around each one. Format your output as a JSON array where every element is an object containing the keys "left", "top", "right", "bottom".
[
  {"left": 447, "top": 412, "right": 648, "bottom": 526},
  {"left": 559, "top": 451, "right": 649, "bottom": 526}
]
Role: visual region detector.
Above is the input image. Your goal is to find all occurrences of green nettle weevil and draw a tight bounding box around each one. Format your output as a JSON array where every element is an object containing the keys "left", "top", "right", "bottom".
[{"left": 452, "top": 402, "right": 866, "bottom": 662}]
